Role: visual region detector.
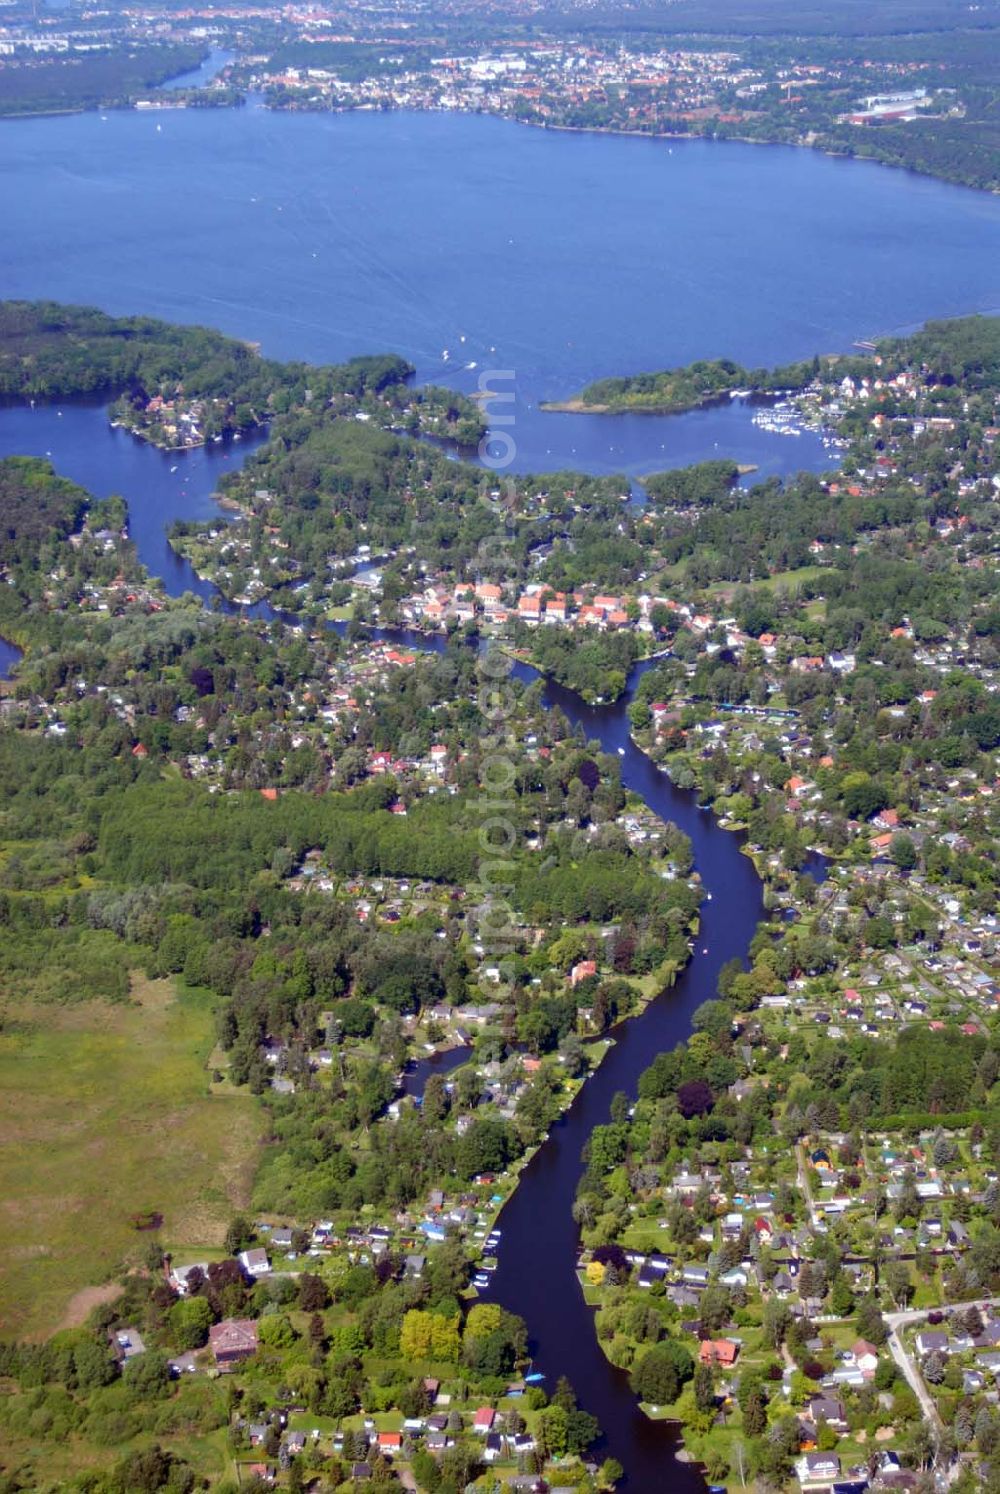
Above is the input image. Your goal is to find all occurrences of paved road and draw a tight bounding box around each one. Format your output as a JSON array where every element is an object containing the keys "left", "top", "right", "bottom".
[
  {"left": 883, "top": 1297, "right": 1000, "bottom": 1434},
  {"left": 885, "top": 1319, "right": 943, "bottom": 1428},
  {"left": 795, "top": 1143, "right": 820, "bottom": 1229}
]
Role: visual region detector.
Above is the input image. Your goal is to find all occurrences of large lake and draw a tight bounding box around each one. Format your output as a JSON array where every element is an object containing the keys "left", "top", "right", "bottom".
[{"left": 2, "top": 108, "right": 999, "bottom": 473}]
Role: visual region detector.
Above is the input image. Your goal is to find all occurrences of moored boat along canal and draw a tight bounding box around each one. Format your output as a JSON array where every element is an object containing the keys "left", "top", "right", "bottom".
[{"left": 0, "top": 402, "right": 826, "bottom": 1487}]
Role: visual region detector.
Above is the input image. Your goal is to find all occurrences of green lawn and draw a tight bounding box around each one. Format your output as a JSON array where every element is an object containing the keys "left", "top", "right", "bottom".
[{"left": 0, "top": 975, "right": 262, "bottom": 1337}]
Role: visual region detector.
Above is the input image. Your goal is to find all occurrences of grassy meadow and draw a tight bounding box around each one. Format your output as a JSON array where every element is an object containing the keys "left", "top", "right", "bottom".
[{"left": 0, "top": 975, "right": 261, "bottom": 1339}]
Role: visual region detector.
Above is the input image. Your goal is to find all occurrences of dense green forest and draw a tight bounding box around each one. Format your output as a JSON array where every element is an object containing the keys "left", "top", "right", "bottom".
[
  {"left": 0, "top": 301, "right": 410, "bottom": 407},
  {"left": 0, "top": 300, "right": 484, "bottom": 457},
  {"left": 555, "top": 355, "right": 832, "bottom": 414},
  {"left": 549, "top": 0, "right": 1000, "bottom": 39},
  {"left": 0, "top": 45, "right": 207, "bottom": 116},
  {"left": 0, "top": 454, "right": 90, "bottom": 564},
  {"left": 640, "top": 460, "right": 741, "bottom": 509}
]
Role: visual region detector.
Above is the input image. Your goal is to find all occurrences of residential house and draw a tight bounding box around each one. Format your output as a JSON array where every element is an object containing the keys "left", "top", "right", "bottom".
[
  {"left": 209, "top": 1319, "right": 259, "bottom": 1368},
  {"left": 915, "top": 1329, "right": 950, "bottom": 1357},
  {"left": 795, "top": 1451, "right": 841, "bottom": 1488},
  {"left": 699, "top": 1339, "right": 739, "bottom": 1367},
  {"left": 239, "top": 1247, "right": 271, "bottom": 1278},
  {"left": 807, "top": 1396, "right": 848, "bottom": 1433}
]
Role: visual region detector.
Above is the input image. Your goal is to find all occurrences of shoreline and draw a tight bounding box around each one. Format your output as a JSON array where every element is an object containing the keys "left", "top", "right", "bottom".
[
  {"left": 526, "top": 114, "right": 1000, "bottom": 198},
  {"left": 0, "top": 93, "right": 996, "bottom": 201},
  {"left": 540, "top": 388, "right": 785, "bottom": 418},
  {"left": 249, "top": 97, "right": 1000, "bottom": 198}
]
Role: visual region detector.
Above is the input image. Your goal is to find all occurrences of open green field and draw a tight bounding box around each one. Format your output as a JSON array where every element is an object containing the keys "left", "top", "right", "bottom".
[
  {"left": 0, "top": 975, "right": 262, "bottom": 1338},
  {"left": 702, "top": 564, "right": 829, "bottom": 600},
  {"left": 651, "top": 557, "right": 829, "bottom": 600}
]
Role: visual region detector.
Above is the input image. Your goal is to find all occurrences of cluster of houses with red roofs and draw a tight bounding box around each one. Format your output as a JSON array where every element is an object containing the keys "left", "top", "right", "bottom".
[{"left": 399, "top": 581, "right": 637, "bottom": 632}]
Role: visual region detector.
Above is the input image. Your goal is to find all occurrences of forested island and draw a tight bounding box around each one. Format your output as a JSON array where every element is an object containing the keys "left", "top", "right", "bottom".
[
  {"left": 0, "top": 302, "right": 478, "bottom": 451},
  {"left": 551, "top": 320, "right": 1000, "bottom": 417},
  {"left": 542, "top": 357, "right": 831, "bottom": 416}
]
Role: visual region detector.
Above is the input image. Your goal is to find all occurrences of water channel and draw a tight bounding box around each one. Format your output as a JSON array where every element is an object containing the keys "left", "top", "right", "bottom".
[{"left": 0, "top": 400, "right": 821, "bottom": 1487}]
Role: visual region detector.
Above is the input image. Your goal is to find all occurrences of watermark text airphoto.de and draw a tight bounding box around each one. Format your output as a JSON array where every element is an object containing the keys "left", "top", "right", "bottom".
[{"left": 470, "top": 370, "right": 523, "bottom": 1006}]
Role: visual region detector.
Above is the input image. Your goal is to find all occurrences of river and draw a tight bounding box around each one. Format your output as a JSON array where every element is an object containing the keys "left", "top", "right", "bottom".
[
  {"left": 0, "top": 401, "right": 818, "bottom": 1486},
  {"left": 160, "top": 48, "right": 234, "bottom": 92}
]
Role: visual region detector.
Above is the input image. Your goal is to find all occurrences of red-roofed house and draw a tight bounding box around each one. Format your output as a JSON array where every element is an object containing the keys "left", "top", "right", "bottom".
[
  {"left": 473, "top": 1407, "right": 496, "bottom": 1432},
  {"left": 699, "top": 1339, "right": 739, "bottom": 1367},
  {"left": 570, "top": 960, "right": 597, "bottom": 987}
]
